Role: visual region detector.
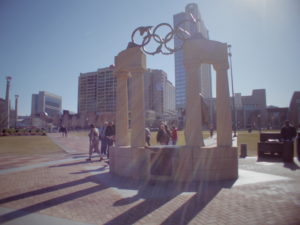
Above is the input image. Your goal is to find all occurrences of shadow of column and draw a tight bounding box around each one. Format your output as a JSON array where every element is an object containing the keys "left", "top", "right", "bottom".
[
  {"left": 104, "top": 180, "right": 235, "bottom": 225},
  {"left": 0, "top": 174, "right": 106, "bottom": 224},
  {"left": 104, "top": 196, "right": 176, "bottom": 225}
]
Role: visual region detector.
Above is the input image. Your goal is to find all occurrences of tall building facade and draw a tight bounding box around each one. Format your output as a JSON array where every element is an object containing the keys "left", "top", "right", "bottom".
[
  {"left": 288, "top": 91, "right": 300, "bottom": 128},
  {"left": 219, "top": 89, "right": 267, "bottom": 129},
  {"left": 144, "top": 69, "right": 176, "bottom": 120},
  {"left": 78, "top": 67, "right": 176, "bottom": 126},
  {"left": 31, "top": 91, "right": 62, "bottom": 117},
  {"left": 78, "top": 67, "right": 116, "bottom": 114},
  {"left": 173, "top": 3, "right": 212, "bottom": 110}
]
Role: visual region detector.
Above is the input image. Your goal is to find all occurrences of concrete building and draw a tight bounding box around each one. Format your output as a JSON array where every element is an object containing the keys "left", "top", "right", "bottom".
[
  {"left": 288, "top": 91, "right": 300, "bottom": 129},
  {"left": 31, "top": 91, "right": 62, "bottom": 117},
  {"left": 144, "top": 69, "right": 176, "bottom": 126},
  {"left": 266, "top": 106, "right": 288, "bottom": 130},
  {"left": 209, "top": 89, "right": 267, "bottom": 130},
  {"left": 173, "top": 3, "right": 212, "bottom": 110},
  {"left": 78, "top": 67, "right": 116, "bottom": 114},
  {"left": 231, "top": 90, "right": 300, "bottom": 130},
  {"left": 78, "top": 67, "right": 176, "bottom": 127},
  {"left": 235, "top": 89, "right": 267, "bottom": 129}
]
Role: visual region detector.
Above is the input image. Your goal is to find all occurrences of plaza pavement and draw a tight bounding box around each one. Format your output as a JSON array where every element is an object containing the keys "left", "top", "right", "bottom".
[{"left": 0, "top": 132, "right": 299, "bottom": 225}]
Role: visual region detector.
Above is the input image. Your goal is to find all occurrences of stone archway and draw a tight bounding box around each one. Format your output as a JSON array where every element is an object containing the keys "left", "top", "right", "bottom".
[
  {"left": 184, "top": 38, "right": 233, "bottom": 147},
  {"left": 110, "top": 36, "right": 238, "bottom": 182}
]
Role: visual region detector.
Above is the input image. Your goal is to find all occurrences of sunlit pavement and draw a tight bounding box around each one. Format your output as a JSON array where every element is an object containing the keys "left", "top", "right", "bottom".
[{"left": 0, "top": 133, "right": 299, "bottom": 225}]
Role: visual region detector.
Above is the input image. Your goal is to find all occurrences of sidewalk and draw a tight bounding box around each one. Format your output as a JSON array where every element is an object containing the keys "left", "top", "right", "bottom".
[{"left": 0, "top": 133, "right": 299, "bottom": 225}]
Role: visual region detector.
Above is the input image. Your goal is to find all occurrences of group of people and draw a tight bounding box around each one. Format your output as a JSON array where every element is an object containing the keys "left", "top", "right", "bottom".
[
  {"left": 146, "top": 122, "right": 178, "bottom": 146},
  {"left": 88, "top": 121, "right": 178, "bottom": 162},
  {"left": 87, "top": 121, "right": 115, "bottom": 162},
  {"left": 87, "top": 120, "right": 298, "bottom": 161}
]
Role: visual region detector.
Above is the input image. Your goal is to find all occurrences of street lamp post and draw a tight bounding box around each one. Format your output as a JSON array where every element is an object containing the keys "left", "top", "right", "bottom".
[{"left": 228, "top": 45, "right": 237, "bottom": 137}]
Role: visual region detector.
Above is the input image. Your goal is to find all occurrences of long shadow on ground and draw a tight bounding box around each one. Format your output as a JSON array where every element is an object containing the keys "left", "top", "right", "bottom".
[
  {"left": 0, "top": 163, "right": 236, "bottom": 225},
  {"left": 98, "top": 172, "right": 235, "bottom": 225},
  {"left": 0, "top": 173, "right": 108, "bottom": 223}
]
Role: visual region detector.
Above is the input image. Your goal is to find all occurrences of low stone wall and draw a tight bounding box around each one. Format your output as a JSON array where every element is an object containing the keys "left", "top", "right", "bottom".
[{"left": 110, "top": 145, "right": 238, "bottom": 182}]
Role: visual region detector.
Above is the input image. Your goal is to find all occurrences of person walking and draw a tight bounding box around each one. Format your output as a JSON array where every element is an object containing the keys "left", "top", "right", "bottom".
[
  {"left": 99, "top": 121, "right": 108, "bottom": 161},
  {"left": 165, "top": 124, "right": 171, "bottom": 145},
  {"left": 63, "top": 126, "right": 68, "bottom": 137},
  {"left": 156, "top": 123, "right": 170, "bottom": 145},
  {"left": 86, "top": 124, "right": 100, "bottom": 161},
  {"left": 105, "top": 121, "right": 115, "bottom": 160},
  {"left": 171, "top": 126, "right": 178, "bottom": 145},
  {"left": 145, "top": 127, "right": 151, "bottom": 146}
]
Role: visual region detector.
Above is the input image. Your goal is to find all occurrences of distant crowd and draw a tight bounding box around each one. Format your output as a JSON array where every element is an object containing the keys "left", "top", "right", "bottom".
[
  {"left": 58, "top": 119, "right": 298, "bottom": 163},
  {"left": 59, "top": 121, "right": 179, "bottom": 162},
  {"left": 149, "top": 122, "right": 178, "bottom": 146}
]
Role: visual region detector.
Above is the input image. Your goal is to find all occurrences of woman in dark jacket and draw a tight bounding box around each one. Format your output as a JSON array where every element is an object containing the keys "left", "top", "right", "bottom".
[
  {"left": 156, "top": 123, "right": 170, "bottom": 145},
  {"left": 105, "top": 121, "right": 115, "bottom": 159}
]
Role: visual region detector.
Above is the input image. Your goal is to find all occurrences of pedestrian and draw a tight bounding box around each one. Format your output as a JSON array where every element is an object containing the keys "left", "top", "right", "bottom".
[
  {"left": 281, "top": 120, "right": 297, "bottom": 141},
  {"left": 59, "top": 126, "right": 65, "bottom": 137},
  {"left": 156, "top": 123, "right": 170, "bottom": 145},
  {"left": 171, "top": 126, "right": 178, "bottom": 145},
  {"left": 145, "top": 127, "right": 151, "bottom": 146},
  {"left": 210, "top": 127, "right": 214, "bottom": 138},
  {"left": 165, "top": 124, "right": 171, "bottom": 145},
  {"left": 99, "top": 121, "right": 108, "bottom": 161},
  {"left": 63, "top": 126, "right": 68, "bottom": 137},
  {"left": 86, "top": 124, "right": 100, "bottom": 161},
  {"left": 105, "top": 121, "right": 115, "bottom": 160}
]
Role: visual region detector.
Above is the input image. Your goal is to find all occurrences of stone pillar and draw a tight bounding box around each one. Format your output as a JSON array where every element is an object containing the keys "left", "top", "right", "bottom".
[
  {"left": 15, "top": 95, "right": 19, "bottom": 129},
  {"left": 184, "top": 63, "right": 204, "bottom": 146},
  {"left": 5, "top": 76, "right": 12, "bottom": 129},
  {"left": 130, "top": 68, "right": 146, "bottom": 147},
  {"left": 115, "top": 71, "right": 130, "bottom": 146},
  {"left": 115, "top": 46, "right": 146, "bottom": 148},
  {"left": 214, "top": 63, "right": 232, "bottom": 147}
]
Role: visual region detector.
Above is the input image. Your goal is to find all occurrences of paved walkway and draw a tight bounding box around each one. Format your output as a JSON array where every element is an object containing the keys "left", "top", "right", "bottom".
[{"left": 0, "top": 133, "right": 299, "bottom": 225}]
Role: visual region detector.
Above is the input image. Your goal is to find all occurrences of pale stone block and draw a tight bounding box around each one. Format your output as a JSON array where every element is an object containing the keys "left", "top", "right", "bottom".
[
  {"left": 115, "top": 47, "right": 146, "bottom": 72},
  {"left": 114, "top": 71, "right": 130, "bottom": 146},
  {"left": 184, "top": 38, "right": 228, "bottom": 66}
]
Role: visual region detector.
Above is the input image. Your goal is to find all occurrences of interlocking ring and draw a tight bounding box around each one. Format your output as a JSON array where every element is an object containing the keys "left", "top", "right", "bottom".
[{"left": 130, "top": 14, "right": 200, "bottom": 55}]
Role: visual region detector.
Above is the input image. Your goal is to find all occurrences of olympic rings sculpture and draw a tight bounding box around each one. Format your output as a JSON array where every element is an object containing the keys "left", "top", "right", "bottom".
[{"left": 130, "top": 14, "right": 200, "bottom": 55}]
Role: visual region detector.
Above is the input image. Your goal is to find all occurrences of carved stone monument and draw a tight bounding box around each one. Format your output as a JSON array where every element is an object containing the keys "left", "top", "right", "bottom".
[{"left": 110, "top": 17, "right": 238, "bottom": 182}]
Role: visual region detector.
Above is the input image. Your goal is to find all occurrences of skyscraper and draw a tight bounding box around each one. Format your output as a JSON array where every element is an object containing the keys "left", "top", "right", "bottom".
[
  {"left": 144, "top": 69, "right": 176, "bottom": 117},
  {"left": 31, "top": 91, "right": 62, "bottom": 117},
  {"left": 173, "top": 3, "right": 212, "bottom": 110},
  {"left": 78, "top": 67, "right": 176, "bottom": 126},
  {"left": 78, "top": 67, "right": 117, "bottom": 114}
]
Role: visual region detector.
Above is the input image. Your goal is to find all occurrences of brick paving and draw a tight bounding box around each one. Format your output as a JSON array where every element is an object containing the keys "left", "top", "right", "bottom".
[{"left": 0, "top": 132, "right": 299, "bottom": 225}]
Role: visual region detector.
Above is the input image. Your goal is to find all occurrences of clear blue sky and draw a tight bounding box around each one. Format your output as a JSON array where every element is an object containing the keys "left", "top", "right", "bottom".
[{"left": 0, "top": 0, "right": 299, "bottom": 116}]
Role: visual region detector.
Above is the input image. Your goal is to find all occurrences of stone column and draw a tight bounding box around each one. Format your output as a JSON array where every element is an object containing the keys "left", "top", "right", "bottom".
[
  {"left": 5, "top": 76, "right": 12, "bottom": 129},
  {"left": 115, "top": 47, "right": 146, "bottom": 147},
  {"left": 115, "top": 71, "right": 130, "bottom": 146},
  {"left": 15, "top": 95, "right": 19, "bottom": 129},
  {"left": 184, "top": 63, "right": 204, "bottom": 146},
  {"left": 214, "top": 63, "right": 232, "bottom": 147},
  {"left": 130, "top": 68, "right": 146, "bottom": 147}
]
